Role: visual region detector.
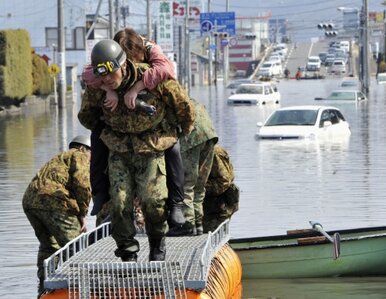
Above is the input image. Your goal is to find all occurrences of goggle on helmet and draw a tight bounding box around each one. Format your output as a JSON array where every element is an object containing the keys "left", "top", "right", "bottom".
[{"left": 91, "top": 39, "right": 127, "bottom": 76}]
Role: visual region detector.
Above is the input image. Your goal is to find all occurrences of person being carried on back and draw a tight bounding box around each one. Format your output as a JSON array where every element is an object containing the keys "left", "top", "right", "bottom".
[{"left": 81, "top": 28, "right": 186, "bottom": 230}]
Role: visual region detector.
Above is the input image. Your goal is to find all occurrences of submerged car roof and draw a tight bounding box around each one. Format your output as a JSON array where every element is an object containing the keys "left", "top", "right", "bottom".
[{"left": 275, "top": 105, "right": 340, "bottom": 112}]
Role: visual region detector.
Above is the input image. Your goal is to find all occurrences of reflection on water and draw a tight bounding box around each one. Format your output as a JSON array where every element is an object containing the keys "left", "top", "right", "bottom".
[
  {"left": 1, "top": 81, "right": 386, "bottom": 298},
  {"left": 242, "top": 277, "right": 386, "bottom": 299}
]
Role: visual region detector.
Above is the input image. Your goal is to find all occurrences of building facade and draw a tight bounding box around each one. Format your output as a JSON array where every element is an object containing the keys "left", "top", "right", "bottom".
[{"left": 0, "top": 0, "right": 86, "bottom": 80}]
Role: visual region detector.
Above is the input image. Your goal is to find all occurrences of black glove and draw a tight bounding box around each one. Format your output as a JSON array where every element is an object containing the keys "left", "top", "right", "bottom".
[{"left": 135, "top": 99, "right": 156, "bottom": 116}]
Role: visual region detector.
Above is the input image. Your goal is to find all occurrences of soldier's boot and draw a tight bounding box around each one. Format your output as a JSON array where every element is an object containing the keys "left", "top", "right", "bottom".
[
  {"left": 115, "top": 246, "right": 138, "bottom": 262},
  {"left": 168, "top": 200, "right": 186, "bottom": 227},
  {"left": 167, "top": 222, "right": 196, "bottom": 237},
  {"left": 148, "top": 237, "right": 166, "bottom": 261},
  {"left": 195, "top": 222, "right": 204, "bottom": 235},
  {"left": 37, "top": 277, "right": 45, "bottom": 299}
]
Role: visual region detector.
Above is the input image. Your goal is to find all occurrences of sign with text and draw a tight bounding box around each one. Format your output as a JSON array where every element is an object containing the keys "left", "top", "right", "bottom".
[
  {"left": 173, "top": 0, "right": 202, "bottom": 18},
  {"left": 157, "top": 1, "right": 174, "bottom": 52},
  {"left": 200, "top": 12, "right": 236, "bottom": 36}
]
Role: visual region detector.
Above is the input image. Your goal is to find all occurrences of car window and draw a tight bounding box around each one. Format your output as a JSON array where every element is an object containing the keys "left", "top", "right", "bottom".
[
  {"left": 320, "top": 110, "right": 330, "bottom": 127},
  {"left": 267, "top": 110, "right": 317, "bottom": 126},
  {"left": 328, "top": 91, "right": 354, "bottom": 100},
  {"left": 328, "top": 110, "right": 340, "bottom": 124},
  {"left": 236, "top": 85, "right": 263, "bottom": 94},
  {"left": 335, "top": 110, "right": 346, "bottom": 121}
]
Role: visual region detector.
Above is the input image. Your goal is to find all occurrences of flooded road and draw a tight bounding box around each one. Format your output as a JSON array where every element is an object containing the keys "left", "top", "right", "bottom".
[{"left": 1, "top": 78, "right": 386, "bottom": 298}]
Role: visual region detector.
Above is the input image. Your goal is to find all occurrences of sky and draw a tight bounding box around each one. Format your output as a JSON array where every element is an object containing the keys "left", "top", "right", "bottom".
[{"left": 87, "top": 0, "right": 385, "bottom": 41}]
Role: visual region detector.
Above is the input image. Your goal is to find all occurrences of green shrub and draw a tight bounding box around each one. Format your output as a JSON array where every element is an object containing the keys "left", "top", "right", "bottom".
[
  {"left": 0, "top": 29, "right": 33, "bottom": 103},
  {"left": 32, "top": 52, "right": 53, "bottom": 95}
]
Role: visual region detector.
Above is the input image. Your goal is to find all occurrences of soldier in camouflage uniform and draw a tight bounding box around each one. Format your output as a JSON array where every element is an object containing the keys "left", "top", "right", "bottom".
[
  {"left": 168, "top": 99, "right": 218, "bottom": 236},
  {"left": 22, "top": 136, "right": 91, "bottom": 296},
  {"left": 78, "top": 40, "right": 195, "bottom": 261},
  {"left": 203, "top": 144, "right": 239, "bottom": 233}
]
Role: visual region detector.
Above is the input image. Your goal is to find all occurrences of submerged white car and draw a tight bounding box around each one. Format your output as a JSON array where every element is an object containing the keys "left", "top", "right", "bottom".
[
  {"left": 227, "top": 82, "right": 281, "bottom": 105},
  {"left": 256, "top": 105, "right": 351, "bottom": 140},
  {"left": 324, "top": 90, "right": 367, "bottom": 102}
]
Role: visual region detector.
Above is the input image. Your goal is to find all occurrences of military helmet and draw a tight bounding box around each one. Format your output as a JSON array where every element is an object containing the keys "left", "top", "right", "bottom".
[
  {"left": 69, "top": 135, "right": 91, "bottom": 150},
  {"left": 91, "top": 39, "right": 127, "bottom": 76}
]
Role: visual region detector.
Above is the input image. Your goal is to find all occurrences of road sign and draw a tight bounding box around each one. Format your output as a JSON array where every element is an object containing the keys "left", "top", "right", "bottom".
[
  {"left": 201, "top": 20, "right": 213, "bottom": 33},
  {"left": 229, "top": 37, "right": 237, "bottom": 46},
  {"left": 209, "top": 44, "right": 216, "bottom": 50},
  {"left": 48, "top": 63, "right": 60, "bottom": 76},
  {"left": 200, "top": 12, "right": 236, "bottom": 36},
  {"left": 221, "top": 39, "right": 229, "bottom": 46}
]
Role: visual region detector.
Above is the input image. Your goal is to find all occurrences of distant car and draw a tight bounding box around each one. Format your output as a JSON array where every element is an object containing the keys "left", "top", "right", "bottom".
[
  {"left": 316, "top": 90, "right": 367, "bottom": 102},
  {"left": 340, "top": 77, "right": 360, "bottom": 89},
  {"left": 331, "top": 59, "right": 346, "bottom": 74},
  {"left": 325, "top": 54, "right": 335, "bottom": 66},
  {"left": 258, "top": 61, "right": 283, "bottom": 77},
  {"left": 267, "top": 56, "right": 282, "bottom": 64},
  {"left": 377, "top": 73, "right": 386, "bottom": 84},
  {"left": 226, "top": 79, "right": 256, "bottom": 89},
  {"left": 306, "top": 56, "right": 321, "bottom": 71},
  {"left": 319, "top": 52, "right": 328, "bottom": 65},
  {"left": 227, "top": 82, "right": 281, "bottom": 105},
  {"left": 256, "top": 105, "right": 351, "bottom": 140}
]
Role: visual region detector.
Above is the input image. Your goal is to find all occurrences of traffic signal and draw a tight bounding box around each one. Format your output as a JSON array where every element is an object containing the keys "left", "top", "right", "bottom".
[
  {"left": 245, "top": 34, "right": 256, "bottom": 39},
  {"left": 213, "top": 32, "right": 228, "bottom": 38},
  {"left": 325, "top": 31, "right": 338, "bottom": 37},
  {"left": 317, "top": 23, "right": 334, "bottom": 30}
]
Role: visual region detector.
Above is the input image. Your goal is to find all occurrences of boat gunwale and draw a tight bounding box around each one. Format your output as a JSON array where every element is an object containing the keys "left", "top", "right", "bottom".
[{"left": 229, "top": 226, "right": 386, "bottom": 251}]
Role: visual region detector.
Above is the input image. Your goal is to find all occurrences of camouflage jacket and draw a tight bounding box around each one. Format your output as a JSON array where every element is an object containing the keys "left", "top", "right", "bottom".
[
  {"left": 180, "top": 99, "right": 218, "bottom": 152},
  {"left": 78, "top": 62, "right": 195, "bottom": 154},
  {"left": 22, "top": 148, "right": 91, "bottom": 216},
  {"left": 205, "top": 145, "right": 235, "bottom": 196}
]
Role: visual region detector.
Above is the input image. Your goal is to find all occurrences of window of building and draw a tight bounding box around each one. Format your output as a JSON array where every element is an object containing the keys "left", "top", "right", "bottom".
[
  {"left": 45, "top": 27, "right": 85, "bottom": 50},
  {"left": 46, "top": 27, "right": 58, "bottom": 49}
]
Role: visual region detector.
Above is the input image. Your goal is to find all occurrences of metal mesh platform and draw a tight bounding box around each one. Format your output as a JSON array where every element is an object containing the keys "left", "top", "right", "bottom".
[{"left": 44, "top": 221, "right": 230, "bottom": 298}]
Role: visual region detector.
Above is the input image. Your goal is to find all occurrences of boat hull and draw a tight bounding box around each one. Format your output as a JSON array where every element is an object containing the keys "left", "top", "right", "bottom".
[{"left": 229, "top": 226, "right": 386, "bottom": 279}]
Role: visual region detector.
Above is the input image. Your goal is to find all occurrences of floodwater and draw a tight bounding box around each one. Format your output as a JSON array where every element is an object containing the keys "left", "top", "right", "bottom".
[{"left": 1, "top": 78, "right": 386, "bottom": 298}]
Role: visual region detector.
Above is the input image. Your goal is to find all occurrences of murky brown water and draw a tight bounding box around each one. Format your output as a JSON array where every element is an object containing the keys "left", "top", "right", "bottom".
[{"left": 1, "top": 79, "right": 386, "bottom": 298}]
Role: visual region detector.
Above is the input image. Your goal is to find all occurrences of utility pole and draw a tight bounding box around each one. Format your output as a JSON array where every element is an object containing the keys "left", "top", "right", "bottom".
[
  {"left": 86, "top": 0, "right": 103, "bottom": 40},
  {"left": 108, "top": 0, "right": 114, "bottom": 38},
  {"left": 147, "top": 0, "right": 152, "bottom": 39},
  {"left": 57, "top": 0, "right": 66, "bottom": 108},
  {"left": 207, "top": 0, "right": 212, "bottom": 85},
  {"left": 362, "top": 0, "right": 370, "bottom": 94},
  {"left": 121, "top": 5, "right": 129, "bottom": 28},
  {"left": 185, "top": 0, "right": 191, "bottom": 91},
  {"left": 223, "top": 0, "right": 230, "bottom": 85},
  {"left": 115, "top": 0, "right": 121, "bottom": 33}
]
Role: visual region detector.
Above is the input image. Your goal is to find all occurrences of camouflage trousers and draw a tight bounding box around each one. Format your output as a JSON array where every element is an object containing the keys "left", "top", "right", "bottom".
[
  {"left": 203, "top": 183, "right": 240, "bottom": 233},
  {"left": 108, "top": 149, "right": 168, "bottom": 256},
  {"left": 181, "top": 139, "right": 215, "bottom": 227},
  {"left": 23, "top": 208, "right": 81, "bottom": 293}
]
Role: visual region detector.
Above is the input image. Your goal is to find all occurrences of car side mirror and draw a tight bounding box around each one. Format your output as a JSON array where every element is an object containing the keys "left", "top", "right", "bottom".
[
  {"left": 323, "top": 121, "right": 332, "bottom": 128},
  {"left": 231, "top": 91, "right": 235, "bottom": 95},
  {"left": 256, "top": 122, "right": 263, "bottom": 127}
]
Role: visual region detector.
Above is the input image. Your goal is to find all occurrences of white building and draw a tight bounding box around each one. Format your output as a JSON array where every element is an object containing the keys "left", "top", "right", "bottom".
[{"left": 0, "top": 0, "right": 87, "bottom": 82}]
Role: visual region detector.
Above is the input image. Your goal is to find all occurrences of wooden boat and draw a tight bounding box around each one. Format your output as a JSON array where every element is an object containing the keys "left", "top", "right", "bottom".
[
  {"left": 229, "top": 224, "right": 386, "bottom": 279},
  {"left": 40, "top": 220, "right": 242, "bottom": 299}
]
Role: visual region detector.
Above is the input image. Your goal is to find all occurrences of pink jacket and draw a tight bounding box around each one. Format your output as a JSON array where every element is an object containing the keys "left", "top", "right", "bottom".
[{"left": 81, "top": 44, "right": 175, "bottom": 90}]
